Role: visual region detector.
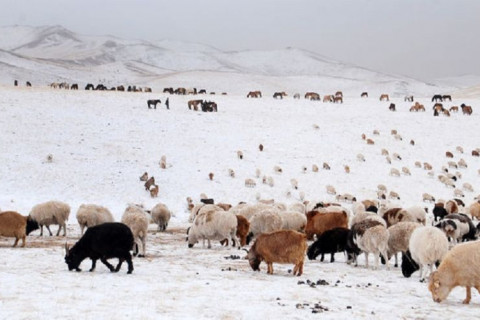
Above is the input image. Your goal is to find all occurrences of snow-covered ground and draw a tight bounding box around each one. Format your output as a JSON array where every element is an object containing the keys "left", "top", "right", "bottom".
[{"left": 0, "top": 84, "right": 479, "bottom": 319}]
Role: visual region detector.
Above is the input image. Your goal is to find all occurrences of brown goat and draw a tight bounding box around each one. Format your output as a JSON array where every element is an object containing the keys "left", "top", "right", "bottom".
[
  {"left": 0, "top": 211, "right": 39, "bottom": 247},
  {"left": 305, "top": 210, "right": 348, "bottom": 240},
  {"left": 247, "top": 230, "right": 307, "bottom": 276},
  {"left": 144, "top": 176, "right": 155, "bottom": 190}
]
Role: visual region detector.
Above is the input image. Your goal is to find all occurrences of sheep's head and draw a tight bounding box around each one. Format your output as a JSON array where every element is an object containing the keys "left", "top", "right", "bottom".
[
  {"left": 247, "top": 248, "right": 261, "bottom": 271},
  {"left": 186, "top": 227, "right": 197, "bottom": 248},
  {"left": 428, "top": 271, "right": 452, "bottom": 303},
  {"left": 401, "top": 251, "right": 419, "bottom": 278},
  {"left": 26, "top": 217, "right": 39, "bottom": 235},
  {"left": 64, "top": 244, "right": 82, "bottom": 272},
  {"left": 306, "top": 243, "right": 320, "bottom": 260}
]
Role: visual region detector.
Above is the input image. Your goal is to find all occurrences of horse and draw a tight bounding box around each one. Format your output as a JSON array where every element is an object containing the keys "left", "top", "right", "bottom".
[
  {"left": 147, "top": 99, "right": 161, "bottom": 109},
  {"left": 117, "top": 85, "right": 125, "bottom": 91},
  {"left": 379, "top": 94, "right": 389, "bottom": 101},
  {"left": 247, "top": 91, "right": 262, "bottom": 98},
  {"left": 442, "top": 95, "right": 452, "bottom": 101},
  {"left": 163, "top": 87, "right": 174, "bottom": 94},
  {"left": 85, "top": 83, "right": 94, "bottom": 90},
  {"left": 361, "top": 92, "right": 368, "bottom": 98},
  {"left": 14, "top": 80, "right": 18, "bottom": 86},
  {"left": 293, "top": 93, "right": 300, "bottom": 99},
  {"left": 273, "top": 92, "right": 287, "bottom": 99},
  {"left": 431, "top": 94, "right": 443, "bottom": 102},
  {"left": 449, "top": 106, "right": 459, "bottom": 113},
  {"left": 305, "top": 92, "right": 320, "bottom": 100},
  {"left": 404, "top": 95, "right": 414, "bottom": 102},
  {"left": 335, "top": 91, "right": 343, "bottom": 98},
  {"left": 333, "top": 96, "right": 343, "bottom": 103},
  {"left": 461, "top": 104, "right": 473, "bottom": 115},
  {"left": 144, "top": 87, "right": 152, "bottom": 93},
  {"left": 433, "top": 103, "right": 444, "bottom": 112},
  {"left": 323, "top": 95, "right": 333, "bottom": 103},
  {"left": 198, "top": 89, "right": 207, "bottom": 94},
  {"left": 201, "top": 101, "right": 217, "bottom": 112},
  {"left": 188, "top": 99, "right": 203, "bottom": 111},
  {"left": 389, "top": 103, "right": 396, "bottom": 111},
  {"left": 71, "top": 84, "right": 78, "bottom": 90}
]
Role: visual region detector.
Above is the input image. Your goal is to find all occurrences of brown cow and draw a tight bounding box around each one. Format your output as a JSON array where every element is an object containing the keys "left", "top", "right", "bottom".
[
  {"left": 247, "top": 230, "right": 307, "bottom": 276},
  {"left": 305, "top": 210, "right": 348, "bottom": 240}
]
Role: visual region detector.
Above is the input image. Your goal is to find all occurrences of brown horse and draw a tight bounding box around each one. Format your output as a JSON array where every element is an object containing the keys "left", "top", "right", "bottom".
[
  {"left": 305, "top": 92, "right": 320, "bottom": 100},
  {"left": 273, "top": 92, "right": 287, "bottom": 99},
  {"left": 333, "top": 96, "right": 343, "bottom": 103},
  {"left": 188, "top": 99, "right": 203, "bottom": 111},
  {"left": 461, "top": 104, "right": 473, "bottom": 115},
  {"left": 379, "top": 94, "right": 389, "bottom": 101},
  {"left": 247, "top": 91, "right": 262, "bottom": 98},
  {"left": 163, "top": 87, "right": 174, "bottom": 94},
  {"left": 323, "top": 95, "right": 333, "bottom": 103},
  {"left": 449, "top": 106, "right": 459, "bottom": 113}
]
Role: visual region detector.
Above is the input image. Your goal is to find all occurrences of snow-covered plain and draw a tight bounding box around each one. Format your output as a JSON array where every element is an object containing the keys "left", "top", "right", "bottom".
[{"left": 0, "top": 83, "right": 479, "bottom": 319}]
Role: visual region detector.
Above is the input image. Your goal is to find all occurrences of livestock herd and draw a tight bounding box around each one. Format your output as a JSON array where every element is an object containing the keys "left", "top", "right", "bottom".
[{"left": 4, "top": 80, "right": 480, "bottom": 307}]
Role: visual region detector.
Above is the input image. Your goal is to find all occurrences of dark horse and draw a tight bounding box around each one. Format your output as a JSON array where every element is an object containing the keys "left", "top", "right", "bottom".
[
  {"left": 147, "top": 99, "right": 162, "bottom": 109},
  {"left": 431, "top": 94, "right": 443, "bottom": 102},
  {"left": 85, "top": 83, "right": 94, "bottom": 90},
  {"left": 201, "top": 101, "right": 217, "bottom": 112},
  {"left": 442, "top": 95, "right": 452, "bottom": 101}
]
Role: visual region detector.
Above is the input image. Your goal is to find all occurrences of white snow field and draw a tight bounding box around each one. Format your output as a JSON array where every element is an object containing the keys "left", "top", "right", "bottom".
[{"left": 0, "top": 83, "right": 479, "bottom": 319}]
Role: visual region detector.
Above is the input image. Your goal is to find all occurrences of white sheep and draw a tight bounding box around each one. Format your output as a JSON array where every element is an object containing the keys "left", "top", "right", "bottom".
[
  {"left": 288, "top": 202, "right": 306, "bottom": 214},
  {"left": 458, "top": 158, "right": 468, "bottom": 168},
  {"left": 406, "top": 226, "right": 449, "bottom": 281},
  {"left": 389, "top": 191, "right": 400, "bottom": 200},
  {"left": 403, "top": 206, "right": 427, "bottom": 225},
  {"left": 377, "top": 184, "right": 388, "bottom": 193},
  {"left": 392, "top": 152, "right": 402, "bottom": 161},
  {"left": 228, "top": 168, "right": 235, "bottom": 178},
  {"left": 353, "top": 222, "right": 389, "bottom": 270},
  {"left": 402, "top": 167, "right": 411, "bottom": 175},
  {"left": 357, "top": 153, "right": 366, "bottom": 162},
  {"left": 447, "top": 161, "right": 457, "bottom": 169},
  {"left": 245, "top": 178, "right": 256, "bottom": 188},
  {"left": 463, "top": 182, "right": 474, "bottom": 192},
  {"left": 381, "top": 149, "right": 389, "bottom": 156},
  {"left": 326, "top": 185, "right": 336, "bottom": 195},
  {"left": 454, "top": 189, "right": 465, "bottom": 198},
  {"left": 390, "top": 168, "right": 400, "bottom": 177},
  {"left": 187, "top": 208, "right": 238, "bottom": 249},
  {"left": 312, "top": 164, "right": 319, "bottom": 172},
  {"left": 290, "top": 178, "right": 298, "bottom": 190},
  {"left": 248, "top": 208, "right": 283, "bottom": 243},
  {"left": 414, "top": 161, "right": 422, "bottom": 168},
  {"left": 150, "top": 203, "right": 172, "bottom": 231},
  {"left": 121, "top": 204, "right": 149, "bottom": 257},
  {"left": 76, "top": 204, "right": 114, "bottom": 235},
  {"left": 456, "top": 146, "right": 464, "bottom": 153},
  {"left": 273, "top": 165, "right": 283, "bottom": 174},
  {"left": 237, "top": 150, "right": 244, "bottom": 159},
  {"left": 29, "top": 200, "right": 71, "bottom": 236},
  {"left": 278, "top": 210, "right": 307, "bottom": 232},
  {"left": 236, "top": 203, "right": 271, "bottom": 221},
  {"left": 443, "top": 178, "right": 456, "bottom": 188},
  {"left": 387, "top": 221, "right": 422, "bottom": 267},
  {"left": 350, "top": 211, "right": 386, "bottom": 228}
]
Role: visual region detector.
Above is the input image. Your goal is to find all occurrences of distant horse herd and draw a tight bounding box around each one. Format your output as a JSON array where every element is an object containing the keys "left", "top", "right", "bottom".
[{"left": 11, "top": 79, "right": 474, "bottom": 116}]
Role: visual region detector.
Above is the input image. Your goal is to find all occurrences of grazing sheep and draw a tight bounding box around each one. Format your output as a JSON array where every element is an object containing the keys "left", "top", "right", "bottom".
[
  {"left": 440, "top": 214, "right": 477, "bottom": 243},
  {"left": 389, "top": 191, "right": 400, "bottom": 200},
  {"left": 312, "top": 164, "right": 319, "bottom": 172},
  {"left": 456, "top": 146, "right": 464, "bottom": 153},
  {"left": 447, "top": 161, "right": 458, "bottom": 169},
  {"left": 391, "top": 129, "right": 398, "bottom": 135},
  {"left": 467, "top": 202, "right": 480, "bottom": 220},
  {"left": 386, "top": 156, "right": 392, "bottom": 164},
  {"left": 402, "top": 167, "right": 411, "bottom": 175},
  {"left": 121, "top": 204, "right": 149, "bottom": 257},
  {"left": 228, "top": 168, "right": 235, "bottom": 178},
  {"left": 386, "top": 222, "right": 422, "bottom": 267},
  {"left": 76, "top": 204, "right": 114, "bottom": 235},
  {"left": 221, "top": 215, "right": 251, "bottom": 247},
  {"left": 446, "top": 151, "right": 454, "bottom": 158},
  {"left": 236, "top": 203, "right": 271, "bottom": 221},
  {"left": 237, "top": 150, "right": 244, "bottom": 159},
  {"left": 473, "top": 150, "right": 480, "bottom": 157},
  {"left": 350, "top": 211, "right": 386, "bottom": 229},
  {"left": 247, "top": 230, "right": 307, "bottom": 276},
  {"left": 410, "top": 140, "right": 415, "bottom": 146},
  {"left": 278, "top": 211, "right": 307, "bottom": 232},
  {"left": 139, "top": 172, "right": 148, "bottom": 181},
  {"left": 348, "top": 220, "right": 389, "bottom": 269},
  {"left": 394, "top": 134, "right": 403, "bottom": 141},
  {"left": 187, "top": 209, "right": 238, "bottom": 249},
  {"left": 429, "top": 241, "right": 480, "bottom": 304},
  {"left": 373, "top": 129, "right": 380, "bottom": 135},
  {"left": 150, "top": 203, "right": 171, "bottom": 231},
  {"left": 307, "top": 227, "right": 350, "bottom": 263},
  {"left": 381, "top": 149, "right": 389, "bottom": 156},
  {"left": 377, "top": 184, "right": 388, "bottom": 192},
  {"left": 366, "top": 138, "right": 375, "bottom": 145},
  {"left": 245, "top": 178, "right": 256, "bottom": 188},
  {"left": 361, "top": 133, "right": 366, "bottom": 140},
  {"left": 393, "top": 153, "right": 402, "bottom": 160},
  {"left": 288, "top": 202, "right": 306, "bottom": 214},
  {"left": 454, "top": 189, "right": 465, "bottom": 198},
  {"left": 445, "top": 200, "right": 459, "bottom": 214},
  {"left": 458, "top": 158, "right": 468, "bottom": 168},
  {"left": 424, "top": 162, "right": 433, "bottom": 170},
  {"left": 305, "top": 210, "right": 348, "bottom": 240},
  {"left": 247, "top": 209, "right": 283, "bottom": 244},
  {"left": 259, "top": 144, "right": 264, "bottom": 151},
  {"left": 462, "top": 181, "right": 473, "bottom": 192},
  {"left": 390, "top": 168, "right": 401, "bottom": 177},
  {"left": 0, "top": 211, "right": 39, "bottom": 247},
  {"left": 401, "top": 226, "right": 449, "bottom": 281},
  {"left": 326, "top": 185, "right": 336, "bottom": 195},
  {"left": 273, "top": 165, "right": 283, "bottom": 174},
  {"left": 344, "top": 165, "right": 351, "bottom": 173},
  {"left": 382, "top": 208, "right": 416, "bottom": 227},
  {"left": 323, "top": 162, "right": 331, "bottom": 170},
  {"left": 404, "top": 206, "right": 427, "bottom": 225},
  {"left": 29, "top": 201, "right": 71, "bottom": 236},
  {"left": 64, "top": 223, "right": 134, "bottom": 274},
  {"left": 290, "top": 178, "right": 298, "bottom": 190},
  {"left": 301, "top": 165, "right": 308, "bottom": 173},
  {"left": 414, "top": 161, "right": 422, "bottom": 168},
  {"left": 357, "top": 154, "right": 365, "bottom": 162}
]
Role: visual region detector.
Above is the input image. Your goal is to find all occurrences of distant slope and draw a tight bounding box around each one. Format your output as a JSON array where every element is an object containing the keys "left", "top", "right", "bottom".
[{"left": 0, "top": 25, "right": 451, "bottom": 96}]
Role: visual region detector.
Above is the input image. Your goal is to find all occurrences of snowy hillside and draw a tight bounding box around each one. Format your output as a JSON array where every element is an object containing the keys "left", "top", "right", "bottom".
[
  {"left": 0, "top": 84, "right": 479, "bottom": 318},
  {"left": 0, "top": 25, "right": 451, "bottom": 96}
]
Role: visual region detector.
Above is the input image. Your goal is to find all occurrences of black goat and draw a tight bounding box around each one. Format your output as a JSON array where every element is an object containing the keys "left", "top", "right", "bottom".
[
  {"left": 307, "top": 227, "right": 350, "bottom": 263},
  {"left": 65, "top": 223, "right": 134, "bottom": 274}
]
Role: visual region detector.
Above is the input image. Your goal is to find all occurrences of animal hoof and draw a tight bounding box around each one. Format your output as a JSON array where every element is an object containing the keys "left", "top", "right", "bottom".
[{"left": 75, "top": 268, "right": 82, "bottom": 272}]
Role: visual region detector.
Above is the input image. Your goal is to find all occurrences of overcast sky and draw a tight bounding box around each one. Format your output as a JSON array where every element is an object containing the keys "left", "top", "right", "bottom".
[{"left": 1, "top": 0, "right": 479, "bottom": 81}]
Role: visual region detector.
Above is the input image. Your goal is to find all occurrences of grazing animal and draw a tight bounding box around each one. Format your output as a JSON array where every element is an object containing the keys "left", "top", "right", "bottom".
[
  {"left": 348, "top": 220, "right": 389, "bottom": 269},
  {"left": 247, "top": 230, "right": 307, "bottom": 276},
  {"left": 386, "top": 222, "right": 422, "bottom": 267},
  {"left": 139, "top": 172, "right": 148, "bottom": 181},
  {"left": 379, "top": 94, "right": 390, "bottom": 101},
  {"left": 258, "top": 144, "right": 264, "bottom": 151},
  {"left": 76, "top": 204, "right": 114, "bottom": 235},
  {"left": 273, "top": 92, "right": 287, "bottom": 99},
  {"left": 361, "top": 92, "right": 368, "bottom": 98},
  {"left": 121, "top": 205, "right": 149, "bottom": 257},
  {"left": 305, "top": 210, "right": 348, "bottom": 240},
  {"left": 429, "top": 241, "right": 480, "bottom": 304},
  {"left": 461, "top": 104, "right": 473, "bottom": 115},
  {"left": 389, "top": 103, "right": 396, "bottom": 111},
  {"left": 143, "top": 176, "right": 155, "bottom": 190},
  {"left": 442, "top": 95, "right": 452, "bottom": 101},
  {"left": 432, "top": 94, "right": 443, "bottom": 102},
  {"left": 64, "top": 223, "right": 134, "bottom": 274},
  {"left": 147, "top": 99, "right": 161, "bottom": 109},
  {"left": 404, "top": 95, "right": 414, "bottom": 102},
  {"left": 208, "top": 172, "right": 214, "bottom": 181},
  {"left": 187, "top": 209, "right": 238, "bottom": 249},
  {"left": 149, "top": 203, "right": 171, "bottom": 231},
  {"left": 245, "top": 178, "right": 256, "bottom": 188},
  {"left": 323, "top": 162, "right": 331, "bottom": 170},
  {"left": 228, "top": 168, "right": 235, "bottom": 178},
  {"left": 433, "top": 204, "right": 448, "bottom": 222},
  {"left": 401, "top": 226, "right": 448, "bottom": 281},
  {"left": 446, "top": 151, "right": 454, "bottom": 158},
  {"left": 0, "top": 211, "right": 39, "bottom": 247},
  {"left": 149, "top": 184, "right": 159, "bottom": 198},
  {"left": 307, "top": 227, "right": 350, "bottom": 263},
  {"left": 247, "top": 91, "right": 262, "bottom": 98},
  {"left": 29, "top": 201, "right": 70, "bottom": 236},
  {"left": 305, "top": 92, "right": 320, "bottom": 100}
]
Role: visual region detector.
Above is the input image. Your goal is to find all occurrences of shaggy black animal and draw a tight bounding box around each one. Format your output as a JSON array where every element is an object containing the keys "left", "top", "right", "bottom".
[
  {"left": 26, "top": 217, "right": 39, "bottom": 235},
  {"left": 401, "top": 250, "right": 419, "bottom": 278},
  {"left": 85, "top": 83, "right": 94, "bottom": 90},
  {"left": 365, "top": 205, "right": 378, "bottom": 213},
  {"left": 431, "top": 94, "right": 443, "bottom": 102},
  {"left": 307, "top": 228, "right": 350, "bottom": 262},
  {"left": 147, "top": 99, "right": 162, "bottom": 109},
  {"left": 71, "top": 84, "right": 78, "bottom": 90},
  {"left": 433, "top": 205, "right": 448, "bottom": 222},
  {"left": 201, "top": 101, "right": 218, "bottom": 112},
  {"left": 64, "top": 223, "right": 134, "bottom": 274}
]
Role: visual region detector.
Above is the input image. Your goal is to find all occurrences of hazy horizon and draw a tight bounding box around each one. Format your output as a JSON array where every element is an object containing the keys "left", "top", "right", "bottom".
[{"left": 1, "top": 0, "right": 479, "bottom": 81}]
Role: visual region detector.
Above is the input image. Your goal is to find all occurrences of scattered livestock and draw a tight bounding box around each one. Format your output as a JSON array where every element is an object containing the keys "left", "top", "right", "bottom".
[
  {"left": 139, "top": 172, "right": 148, "bottom": 181},
  {"left": 247, "top": 91, "right": 262, "bottom": 98},
  {"left": 149, "top": 203, "right": 171, "bottom": 231},
  {"left": 76, "top": 204, "right": 114, "bottom": 235},
  {"left": 247, "top": 229, "right": 307, "bottom": 276},
  {"left": 273, "top": 92, "right": 287, "bottom": 99},
  {"left": 389, "top": 103, "right": 396, "bottom": 111},
  {"left": 144, "top": 176, "right": 155, "bottom": 190},
  {"left": 0, "top": 211, "right": 39, "bottom": 247},
  {"left": 147, "top": 99, "right": 162, "bottom": 109},
  {"left": 305, "top": 92, "right": 320, "bottom": 100},
  {"left": 361, "top": 92, "right": 368, "bottom": 98},
  {"left": 379, "top": 94, "right": 390, "bottom": 101},
  {"left": 29, "top": 201, "right": 71, "bottom": 236},
  {"left": 64, "top": 223, "right": 134, "bottom": 274}
]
